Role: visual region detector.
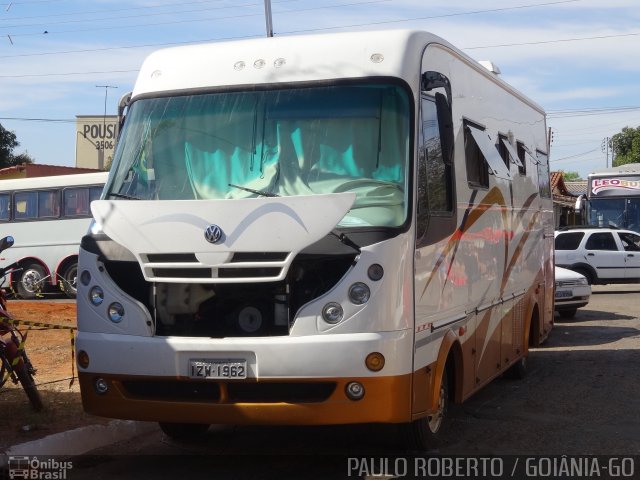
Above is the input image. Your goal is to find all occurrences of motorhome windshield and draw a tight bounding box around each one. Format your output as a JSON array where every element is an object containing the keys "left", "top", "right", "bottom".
[{"left": 108, "top": 83, "right": 411, "bottom": 228}]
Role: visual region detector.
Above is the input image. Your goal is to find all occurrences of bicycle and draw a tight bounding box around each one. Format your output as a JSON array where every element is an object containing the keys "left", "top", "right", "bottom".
[{"left": 0, "top": 235, "right": 44, "bottom": 411}]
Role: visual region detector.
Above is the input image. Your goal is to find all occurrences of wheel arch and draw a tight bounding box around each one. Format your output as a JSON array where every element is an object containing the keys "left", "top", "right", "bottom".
[
  {"left": 565, "top": 263, "right": 597, "bottom": 284},
  {"left": 430, "top": 330, "right": 463, "bottom": 409}
]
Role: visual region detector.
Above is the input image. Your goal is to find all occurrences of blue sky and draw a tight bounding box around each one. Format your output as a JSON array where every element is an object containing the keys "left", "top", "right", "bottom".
[{"left": 0, "top": 0, "right": 638, "bottom": 180}]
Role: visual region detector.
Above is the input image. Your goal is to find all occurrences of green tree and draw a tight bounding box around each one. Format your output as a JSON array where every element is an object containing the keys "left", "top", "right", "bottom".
[
  {"left": 561, "top": 171, "right": 582, "bottom": 181},
  {"left": 0, "top": 123, "right": 34, "bottom": 168},
  {"left": 610, "top": 126, "right": 640, "bottom": 166}
]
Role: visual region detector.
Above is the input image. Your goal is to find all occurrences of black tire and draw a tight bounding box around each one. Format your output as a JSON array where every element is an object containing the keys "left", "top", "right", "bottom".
[
  {"left": 16, "top": 263, "right": 46, "bottom": 299},
  {"left": 159, "top": 422, "right": 210, "bottom": 440},
  {"left": 558, "top": 308, "right": 577, "bottom": 319},
  {"left": 401, "top": 366, "right": 450, "bottom": 452},
  {"left": 572, "top": 268, "right": 594, "bottom": 286},
  {"left": 15, "top": 361, "right": 44, "bottom": 411},
  {"left": 60, "top": 262, "right": 78, "bottom": 299},
  {"left": 506, "top": 355, "right": 527, "bottom": 380}
]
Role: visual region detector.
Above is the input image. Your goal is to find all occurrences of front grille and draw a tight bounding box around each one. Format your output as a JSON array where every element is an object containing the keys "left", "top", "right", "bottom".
[
  {"left": 218, "top": 267, "right": 282, "bottom": 278},
  {"left": 152, "top": 268, "right": 212, "bottom": 278},
  {"left": 122, "top": 380, "right": 220, "bottom": 401},
  {"left": 146, "top": 253, "right": 198, "bottom": 263},
  {"left": 556, "top": 280, "right": 583, "bottom": 287},
  {"left": 121, "top": 380, "right": 336, "bottom": 403}
]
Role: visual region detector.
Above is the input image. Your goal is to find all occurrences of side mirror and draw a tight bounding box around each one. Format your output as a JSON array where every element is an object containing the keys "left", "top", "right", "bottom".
[
  {"left": 117, "top": 91, "right": 132, "bottom": 141},
  {"left": 0, "top": 236, "right": 14, "bottom": 253}
]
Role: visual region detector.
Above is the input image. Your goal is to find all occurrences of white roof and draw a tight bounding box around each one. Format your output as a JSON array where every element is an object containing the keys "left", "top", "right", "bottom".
[{"left": 132, "top": 29, "right": 448, "bottom": 96}]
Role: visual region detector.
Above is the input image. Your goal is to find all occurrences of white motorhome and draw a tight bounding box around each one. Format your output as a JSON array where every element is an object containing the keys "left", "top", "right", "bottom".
[{"left": 76, "top": 29, "right": 554, "bottom": 448}]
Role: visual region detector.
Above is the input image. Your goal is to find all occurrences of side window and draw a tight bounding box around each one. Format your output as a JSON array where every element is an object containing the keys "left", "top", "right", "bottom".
[
  {"left": 516, "top": 142, "right": 527, "bottom": 175},
  {"left": 0, "top": 194, "right": 10, "bottom": 221},
  {"left": 464, "top": 122, "right": 511, "bottom": 189},
  {"left": 619, "top": 232, "right": 640, "bottom": 251},
  {"left": 585, "top": 232, "right": 617, "bottom": 251},
  {"left": 417, "top": 70, "right": 456, "bottom": 246},
  {"left": 497, "top": 134, "right": 510, "bottom": 168},
  {"left": 464, "top": 122, "right": 489, "bottom": 188},
  {"left": 555, "top": 232, "right": 584, "bottom": 250},
  {"left": 420, "top": 97, "right": 454, "bottom": 215},
  {"left": 64, "top": 188, "right": 89, "bottom": 216},
  {"left": 38, "top": 190, "right": 61, "bottom": 218},
  {"left": 90, "top": 186, "right": 103, "bottom": 202},
  {"left": 14, "top": 191, "right": 37, "bottom": 220}
]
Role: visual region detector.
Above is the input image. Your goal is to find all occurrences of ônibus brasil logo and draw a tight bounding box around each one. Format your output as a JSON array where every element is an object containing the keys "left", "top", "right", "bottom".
[{"left": 592, "top": 178, "right": 640, "bottom": 195}]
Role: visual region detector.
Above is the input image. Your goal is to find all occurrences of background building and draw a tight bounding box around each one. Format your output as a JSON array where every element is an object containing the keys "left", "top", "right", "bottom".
[
  {"left": 0, "top": 163, "right": 99, "bottom": 180},
  {"left": 75, "top": 115, "right": 118, "bottom": 170}
]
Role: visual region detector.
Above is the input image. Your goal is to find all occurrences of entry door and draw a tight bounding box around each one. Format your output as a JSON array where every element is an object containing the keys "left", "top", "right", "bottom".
[
  {"left": 584, "top": 232, "right": 626, "bottom": 280},
  {"left": 618, "top": 231, "right": 640, "bottom": 280}
]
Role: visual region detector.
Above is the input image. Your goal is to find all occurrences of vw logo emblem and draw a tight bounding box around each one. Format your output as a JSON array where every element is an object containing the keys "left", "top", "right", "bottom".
[{"left": 204, "top": 224, "right": 224, "bottom": 244}]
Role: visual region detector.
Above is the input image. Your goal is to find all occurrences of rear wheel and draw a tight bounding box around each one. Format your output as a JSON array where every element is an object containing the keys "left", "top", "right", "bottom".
[
  {"left": 159, "top": 422, "right": 210, "bottom": 440},
  {"left": 16, "top": 263, "right": 46, "bottom": 299},
  {"left": 15, "top": 361, "right": 43, "bottom": 411},
  {"left": 60, "top": 262, "right": 78, "bottom": 298}
]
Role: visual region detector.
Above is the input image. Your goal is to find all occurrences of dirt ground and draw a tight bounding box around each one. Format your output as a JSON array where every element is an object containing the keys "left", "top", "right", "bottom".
[{"left": 0, "top": 300, "right": 110, "bottom": 452}]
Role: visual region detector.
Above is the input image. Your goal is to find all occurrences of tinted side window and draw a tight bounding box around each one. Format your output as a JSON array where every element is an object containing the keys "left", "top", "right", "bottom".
[
  {"left": 619, "top": 232, "right": 640, "bottom": 251},
  {"left": 585, "top": 232, "right": 617, "bottom": 251},
  {"left": 555, "top": 232, "right": 584, "bottom": 250}
]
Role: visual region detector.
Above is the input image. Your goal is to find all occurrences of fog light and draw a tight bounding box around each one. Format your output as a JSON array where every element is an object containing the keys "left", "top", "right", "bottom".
[
  {"left": 108, "top": 302, "right": 124, "bottom": 323},
  {"left": 237, "top": 306, "right": 263, "bottom": 333},
  {"left": 348, "top": 282, "right": 370, "bottom": 305},
  {"left": 80, "top": 270, "right": 91, "bottom": 286},
  {"left": 365, "top": 352, "right": 385, "bottom": 372},
  {"left": 94, "top": 378, "right": 109, "bottom": 395},
  {"left": 345, "top": 381, "right": 365, "bottom": 401},
  {"left": 89, "top": 286, "right": 104, "bottom": 306},
  {"left": 367, "top": 264, "right": 384, "bottom": 281},
  {"left": 77, "top": 350, "right": 90, "bottom": 369},
  {"left": 322, "top": 302, "right": 344, "bottom": 324}
]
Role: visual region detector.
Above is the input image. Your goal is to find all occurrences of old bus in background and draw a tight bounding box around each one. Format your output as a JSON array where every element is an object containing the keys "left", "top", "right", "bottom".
[
  {"left": 575, "top": 163, "right": 640, "bottom": 232},
  {"left": 0, "top": 172, "right": 108, "bottom": 298},
  {"left": 76, "top": 30, "right": 553, "bottom": 449}
]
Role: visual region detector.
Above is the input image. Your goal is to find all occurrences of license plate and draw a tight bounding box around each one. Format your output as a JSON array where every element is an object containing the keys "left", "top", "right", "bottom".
[
  {"left": 189, "top": 359, "right": 247, "bottom": 379},
  {"left": 555, "top": 290, "right": 573, "bottom": 299}
]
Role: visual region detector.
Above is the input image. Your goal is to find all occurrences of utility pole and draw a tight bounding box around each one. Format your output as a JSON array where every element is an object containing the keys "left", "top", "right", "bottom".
[
  {"left": 264, "top": 0, "right": 273, "bottom": 37},
  {"left": 96, "top": 85, "right": 117, "bottom": 169},
  {"left": 601, "top": 137, "right": 611, "bottom": 168}
]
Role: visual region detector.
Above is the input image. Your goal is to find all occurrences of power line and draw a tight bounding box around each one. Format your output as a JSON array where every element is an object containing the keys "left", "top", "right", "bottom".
[
  {"left": 0, "top": 1, "right": 300, "bottom": 30},
  {"left": 2, "top": 0, "right": 391, "bottom": 37},
  {"left": 548, "top": 106, "right": 640, "bottom": 118}
]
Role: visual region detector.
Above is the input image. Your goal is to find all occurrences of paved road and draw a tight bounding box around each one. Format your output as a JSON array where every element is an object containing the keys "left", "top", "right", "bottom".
[{"left": 68, "top": 284, "right": 640, "bottom": 478}]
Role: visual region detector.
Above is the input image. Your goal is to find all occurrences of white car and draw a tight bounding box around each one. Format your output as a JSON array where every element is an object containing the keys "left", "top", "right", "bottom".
[
  {"left": 554, "top": 266, "right": 591, "bottom": 318},
  {"left": 554, "top": 227, "right": 640, "bottom": 285}
]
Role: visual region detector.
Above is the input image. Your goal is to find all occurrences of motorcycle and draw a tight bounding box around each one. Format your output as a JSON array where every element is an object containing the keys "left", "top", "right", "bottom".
[{"left": 0, "top": 235, "right": 43, "bottom": 411}]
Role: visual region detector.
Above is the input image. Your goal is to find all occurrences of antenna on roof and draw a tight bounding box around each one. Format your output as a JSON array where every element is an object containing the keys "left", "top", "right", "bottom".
[{"left": 264, "top": 0, "right": 273, "bottom": 37}]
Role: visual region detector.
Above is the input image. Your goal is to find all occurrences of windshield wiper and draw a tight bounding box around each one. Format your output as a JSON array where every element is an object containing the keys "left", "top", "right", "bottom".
[
  {"left": 109, "top": 192, "right": 141, "bottom": 200},
  {"left": 330, "top": 230, "right": 361, "bottom": 254},
  {"left": 228, "top": 183, "right": 279, "bottom": 198}
]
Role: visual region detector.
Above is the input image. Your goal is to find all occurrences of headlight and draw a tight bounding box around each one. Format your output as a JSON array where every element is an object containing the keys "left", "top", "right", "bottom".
[
  {"left": 89, "top": 286, "right": 104, "bottom": 306},
  {"left": 322, "top": 302, "right": 344, "bottom": 324},
  {"left": 577, "top": 277, "right": 588, "bottom": 286},
  {"left": 108, "top": 302, "right": 125, "bottom": 323},
  {"left": 348, "top": 282, "right": 370, "bottom": 305}
]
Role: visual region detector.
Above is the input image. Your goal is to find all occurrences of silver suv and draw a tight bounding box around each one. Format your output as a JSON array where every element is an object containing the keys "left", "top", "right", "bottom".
[{"left": 554, "top": 226, "right": 640, "bottom": 285}]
